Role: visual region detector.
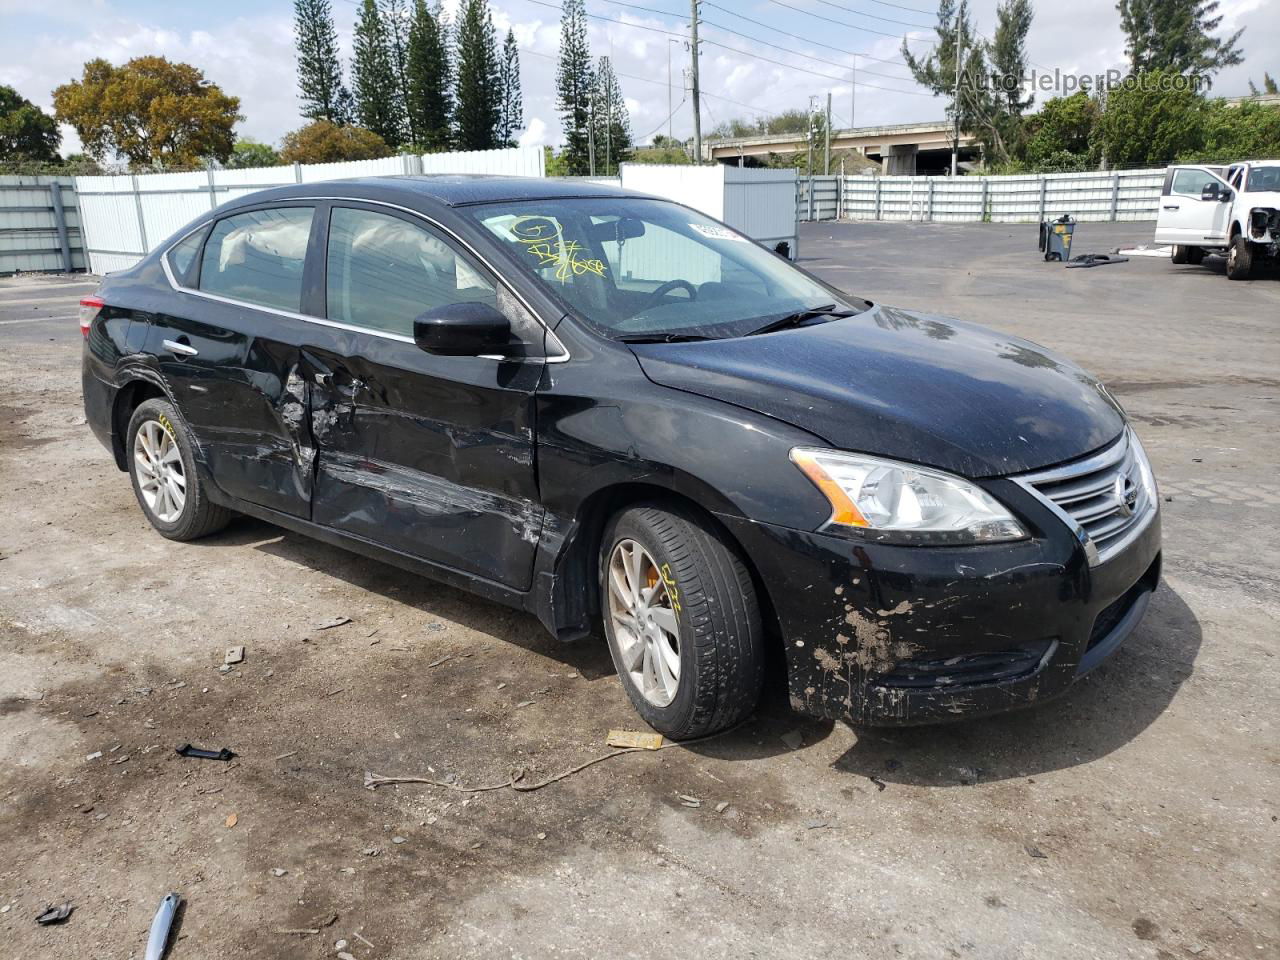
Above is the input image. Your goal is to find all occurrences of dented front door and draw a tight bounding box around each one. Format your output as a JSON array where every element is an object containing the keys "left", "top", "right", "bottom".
[{"left": 305, "top": 203, "right": 545, "bottom": 590}]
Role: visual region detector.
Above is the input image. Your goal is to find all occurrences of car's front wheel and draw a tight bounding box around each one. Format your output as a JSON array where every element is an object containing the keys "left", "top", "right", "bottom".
[
  {"left": 600, "top": 503, "right": 764, "bottom": 740},
  {"left": 127, "top": 398, "right": 232, "bottom": 541},
  {"left": 1226, "top": 235, "right": 1254, "bottom": 280}
]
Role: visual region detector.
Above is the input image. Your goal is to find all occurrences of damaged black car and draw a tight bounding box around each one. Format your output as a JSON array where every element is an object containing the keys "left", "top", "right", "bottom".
[{"left": 80, "top": 176, "right": 1161, "bottom": 738}]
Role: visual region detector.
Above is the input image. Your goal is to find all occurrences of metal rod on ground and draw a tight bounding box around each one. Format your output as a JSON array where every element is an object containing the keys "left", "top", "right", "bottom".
[{"left": 690, "top": 0, "right": 702, "bottom": 164}]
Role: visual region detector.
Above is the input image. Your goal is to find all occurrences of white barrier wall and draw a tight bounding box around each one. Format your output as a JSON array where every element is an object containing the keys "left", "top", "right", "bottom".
[
  {"left": 76, "top": 147, "right": 543, "bottom": 274},
  {"left": 798, "top": 168, "right": 1168, "bottom": 223}
]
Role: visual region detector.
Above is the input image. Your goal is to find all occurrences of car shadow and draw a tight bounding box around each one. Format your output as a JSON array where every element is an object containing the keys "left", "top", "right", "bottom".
[
  {"left": 828, "top": 582, "right": 1201, "bottom": 786},
  {"left": 193, "top": 516, "right": 832, "bottom": 760},
  {"left": 1198, "top": 253, "right": 1280, "bottom": 280}
]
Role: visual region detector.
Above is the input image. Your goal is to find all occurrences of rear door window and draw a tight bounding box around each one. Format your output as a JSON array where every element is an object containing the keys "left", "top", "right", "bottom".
[
  {"left": 325, "top": 206, "right": 500, "bottom": 338},
  {"left": 199, "top": 207, "right": 315, "bottom": 312},
  {"left": 166, "top": 226, "right": 207, "bottom": 286}
]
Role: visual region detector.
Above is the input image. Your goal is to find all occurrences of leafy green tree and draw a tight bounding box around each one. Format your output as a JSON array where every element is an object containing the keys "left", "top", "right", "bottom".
[
  {"left": 407, "top": 0, "right": 453, "bottom": 151},
  {"left": 556, "top": 0, "right": 593, "bottom": 174},
  {"left": 294, "top": 0, "right": 352, "bottom": 125},
  {"left": 497, "top": 29, "right": 523, "bottom": 148},
  {"left": 902, "top": 1, "right": 991, "bottom": 158},
  {"left": 591, "top": 56, "right": 632, "bottom": 175},
  {"left": 52, "top": 57, "right": 240, "bottom": 168},
  {"left": 352, "top": 0, "right": 405, "bottom": 147},
  {"left": 454, "top": 0, "right": 500, "bottom": 149},
  {"left": 279, "top": 119, "right": 392, "bottom": 163},
  {"left": 0, "top": 85, "right": 61, "bottom": 162},
  {"left": 382, "top": 0, "right": 413, "bottom": 141},
  {"left": 1095, "top": 69, "right": 1208, "bottom": 167},
  {"left": 984, "top": 0, "right": 1034, "bottom": 162},
  {"left": 1188, "top": 100, "right": 1280, "bottom": 163},
  {"left": 1116, "top": 0, "right": 1243, "bottom": 77},
  {"left": 226, "top": 138, "right": 280, "bottom": 168},
  {"left": 1020, "top": 93, "right": 1100, "bottom": 168}
]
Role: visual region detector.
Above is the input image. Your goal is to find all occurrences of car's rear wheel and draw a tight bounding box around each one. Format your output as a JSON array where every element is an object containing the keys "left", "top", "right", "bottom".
[
  {"left": 127, "top": 398, "right": 231, "bottom": 541},
  {"left": 1226, "top": 235, "right": 1254, "bottom": 280},
  {"left": 1171, "top": 244, "right": 1189, "bottom": 264},
  {"left": 600, "top": 503, "right": 764, "bottom": 739}
]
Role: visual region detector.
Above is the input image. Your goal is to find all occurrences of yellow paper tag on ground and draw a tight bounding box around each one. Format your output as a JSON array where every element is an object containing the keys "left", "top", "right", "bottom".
[{"left": 606, "top": 730, "right": 664, "bottom": 750}]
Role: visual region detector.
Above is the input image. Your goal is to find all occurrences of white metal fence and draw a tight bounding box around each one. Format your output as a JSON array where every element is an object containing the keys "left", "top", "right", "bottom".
[
  {"left": 0, "top": 175, "right": 84, "bottom": 275},
  {"left": 797, "top": 168, "right": 1167, "bottom": 223},
  {"left": 76, "top": 146, "right": 545, "bottom": 274}
]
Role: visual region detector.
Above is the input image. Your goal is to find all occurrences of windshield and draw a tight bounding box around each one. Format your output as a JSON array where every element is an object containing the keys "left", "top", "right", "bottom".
[
  {"left": 466, "top": 197, "right": 864, "bottom": 340},
  {"left": 1246, "top": 165, "right": 1280, "bottom": 192}
]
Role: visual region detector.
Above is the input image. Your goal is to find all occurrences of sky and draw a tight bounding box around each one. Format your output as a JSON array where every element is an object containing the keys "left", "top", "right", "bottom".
[{"left": 0, "top": 0, "right": 1275, "bottom": 158}]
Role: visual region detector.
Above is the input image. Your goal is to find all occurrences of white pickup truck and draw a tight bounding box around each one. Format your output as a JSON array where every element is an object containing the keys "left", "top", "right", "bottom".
[{"left": 1154, "top": 160, "right": 1280, "bottom": 280}]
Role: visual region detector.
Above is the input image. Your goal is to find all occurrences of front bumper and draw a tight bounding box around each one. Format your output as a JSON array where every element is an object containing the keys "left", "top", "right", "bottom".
[{"left": 718, "top": 484, "right": 1161, "bottom": 726}]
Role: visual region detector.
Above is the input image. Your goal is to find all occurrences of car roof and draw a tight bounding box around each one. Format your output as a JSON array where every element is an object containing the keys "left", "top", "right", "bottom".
[{"left": 222, "top": 174, "right": 640, "bottom": 212}]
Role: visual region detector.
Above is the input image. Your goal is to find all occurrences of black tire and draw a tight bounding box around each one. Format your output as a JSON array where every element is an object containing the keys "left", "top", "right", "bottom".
[
  {"left": 1171, "top": 244, "right": 1189, "bottom": 264},
  {"left": 1226, "top": 235, "right": 1253, "bottom": 280},
  {"left": 1186, "top": 245, "right": 1206, "bottom": 265},
  {"left": 126, "top": 398, "right": 232, "bottom": 541},
  {"left": 600, "top": 502, "right": 764, "bottom": 739}
]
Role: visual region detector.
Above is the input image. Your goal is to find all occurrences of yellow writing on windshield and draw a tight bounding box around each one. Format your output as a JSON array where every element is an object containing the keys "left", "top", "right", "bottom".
[{"left": 509, "top": 216, "right": 607, "bottom": 285}]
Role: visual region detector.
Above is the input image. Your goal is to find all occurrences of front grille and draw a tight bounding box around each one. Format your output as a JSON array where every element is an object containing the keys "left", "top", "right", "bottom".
[{"left": 1015, "top": 429, "right": 1156, "bottom": 566}]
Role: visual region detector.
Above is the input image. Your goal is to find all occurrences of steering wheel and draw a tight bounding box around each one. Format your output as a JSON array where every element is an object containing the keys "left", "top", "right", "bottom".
[{"left": 643, "top": 279, "right": 697, "bottom": 308}]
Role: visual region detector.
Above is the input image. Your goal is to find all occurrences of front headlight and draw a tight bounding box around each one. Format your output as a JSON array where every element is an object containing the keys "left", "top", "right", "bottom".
[{"left": 790, "top": 447, "right": 1027, "bottom": 545}]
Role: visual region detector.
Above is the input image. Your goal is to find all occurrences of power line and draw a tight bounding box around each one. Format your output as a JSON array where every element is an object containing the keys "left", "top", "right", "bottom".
[
  {"left": 766, "top": 0, "right": 937, "bottom": 40},
  {"left": 700, "top": 17, "right": 920, "bottom": 86},
  {"left": 701, "top": 1, "right": 918, "bottom": 68},
  {"left": 700, "top": 37, "right": 937, "bottom": 95},
  {"left": 636, "top": 96, "right": 687, "bottom": 140},
  {"left": 811, "top": 0, "right": 936, "bottom": 24}
]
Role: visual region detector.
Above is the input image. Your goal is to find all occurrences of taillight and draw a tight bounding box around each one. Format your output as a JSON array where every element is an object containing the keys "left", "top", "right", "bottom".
[{"left": 79, "top": 296, "right": 104, "bottom": 339}]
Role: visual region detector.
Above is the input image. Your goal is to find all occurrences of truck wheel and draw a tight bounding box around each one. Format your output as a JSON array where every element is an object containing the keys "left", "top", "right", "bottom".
[
  {"left": 127, "top": 398, "right": 232, "bottom": 541},
  {"left": 1226, "top": 236, "right": 1253, "bottom": 280},
  {"left": 600, "top": 502, "right": 764, "bottom": 740},
  {"left": 1171, "top": 244, "right": 1189, "bottom": 264}
]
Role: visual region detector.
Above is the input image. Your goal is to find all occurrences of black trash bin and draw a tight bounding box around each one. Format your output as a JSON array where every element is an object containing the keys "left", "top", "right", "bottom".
[{"left": 1038, "top": 214, "right": 1076, "bottom": 262}]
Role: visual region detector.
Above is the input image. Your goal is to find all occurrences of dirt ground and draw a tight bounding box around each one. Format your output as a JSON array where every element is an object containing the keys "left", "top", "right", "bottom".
[{"left": 1, "top": 221, "right": 1276, "bottom": 960}]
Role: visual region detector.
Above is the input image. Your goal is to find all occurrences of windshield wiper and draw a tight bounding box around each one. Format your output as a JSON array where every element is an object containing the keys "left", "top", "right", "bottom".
[
  {"left": 616, "top": 333, "right": 718, "bottom": 344},
  {"left": 745, "top": 305, "right": 859, "bottom": 337}
]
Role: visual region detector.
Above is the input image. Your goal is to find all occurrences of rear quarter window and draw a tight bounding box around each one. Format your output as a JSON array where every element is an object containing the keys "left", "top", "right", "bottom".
[
  {"left": 199, "top": 207, "right": 315, "bottom": 313},
  {"left": 166, "top": 226, "right": 207, "bottom": 285}
]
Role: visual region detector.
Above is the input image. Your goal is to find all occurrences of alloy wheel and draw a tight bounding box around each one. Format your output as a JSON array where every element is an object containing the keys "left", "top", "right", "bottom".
[
  {"left": 133, "top": 420, "right": 186, "bottom": 523},
  {"left": 607, "top": 538, "right": 681, "bottom": 707}
]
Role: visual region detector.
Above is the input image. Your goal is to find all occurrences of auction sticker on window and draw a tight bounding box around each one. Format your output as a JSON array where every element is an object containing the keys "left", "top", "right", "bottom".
[{"left": 689, "top": 223, "right": 748, "bottom": 242}]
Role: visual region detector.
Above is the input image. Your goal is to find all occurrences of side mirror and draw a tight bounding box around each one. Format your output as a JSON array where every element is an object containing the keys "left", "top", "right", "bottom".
[
  {"left": 1220, "top": 188, "right": 1234, "bottom": 203},
  {"left": 1200, "top": 182, "right": 1225, "bottom": 202},
  {"left": 413, "top": 301, "right": 511, "bottom": 356}
]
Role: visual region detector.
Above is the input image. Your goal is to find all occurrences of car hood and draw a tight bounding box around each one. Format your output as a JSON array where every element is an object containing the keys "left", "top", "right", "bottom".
[{"left": 628, "top": 304, "right": 1125, "bottom": 478}]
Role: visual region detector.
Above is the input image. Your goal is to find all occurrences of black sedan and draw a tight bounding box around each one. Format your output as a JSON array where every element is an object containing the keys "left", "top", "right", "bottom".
[{"left": 80, "top": 175, "right": 1161, "bottom": 738}]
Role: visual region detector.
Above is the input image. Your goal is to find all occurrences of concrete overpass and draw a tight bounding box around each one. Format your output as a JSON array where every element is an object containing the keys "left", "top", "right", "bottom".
[{"left": 705, "top": 120, "right": 980, "bottom": 175}]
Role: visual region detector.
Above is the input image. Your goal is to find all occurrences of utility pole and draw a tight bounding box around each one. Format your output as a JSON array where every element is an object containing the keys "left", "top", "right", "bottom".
[
  {"left": 824, "top": 91, "right": 832, "bottom": 175},
  {"left": 690, "top": 0, "right": 702, "bottom": 164},
  {"left": 951, "top": 0, "right": 964, "bottom": 177},
  {"left": 667, "top": 40, "right": 673, "bottom": 141},
  {"left": 851, "top": 59, "right": 856, "bottom": 129},
  {"left": 588, "top": 95, "right": 596, "bottom": 176},
  {"left": 806, "top": 95, "right": 816, "bottom": 176}
]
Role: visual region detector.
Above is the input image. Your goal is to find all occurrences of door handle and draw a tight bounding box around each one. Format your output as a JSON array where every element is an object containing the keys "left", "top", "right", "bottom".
[
  {"left": 1162, "top": 204, "right": 1180, "bottom": 210},
  {"left": 162, "top": 339, "right": 198, "bottom": 357}
]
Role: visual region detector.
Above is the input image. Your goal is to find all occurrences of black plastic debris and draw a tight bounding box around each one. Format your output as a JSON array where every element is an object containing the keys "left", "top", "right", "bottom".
[
  {"left": 1066, "top": 253, "right": 1130, "bottom": 269},
  {"left": 175, "top": 743, "right": 236, "bottom": 762},
  {"left": 35, "top": 903, "right": 73, "bottom": 925}
]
